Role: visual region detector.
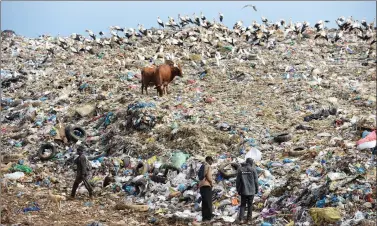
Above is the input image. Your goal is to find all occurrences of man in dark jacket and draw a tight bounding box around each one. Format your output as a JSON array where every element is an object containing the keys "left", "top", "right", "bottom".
[
  {"left": 236, "top": 158, "right": 259, "bottom": 223},
  {"left": 199, "top": 156, "right": 214, "bottom": 222},
  {"left": 70, "top": 145, "right": 93, "bottom": 199}
]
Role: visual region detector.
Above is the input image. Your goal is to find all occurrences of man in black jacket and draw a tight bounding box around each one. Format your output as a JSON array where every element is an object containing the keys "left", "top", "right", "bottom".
[
  {"left": 236, "top": 158, "right": 259, "bottom": 223},
  {"left": 70, "top": 145, "right": 93, "bottom": 199}
]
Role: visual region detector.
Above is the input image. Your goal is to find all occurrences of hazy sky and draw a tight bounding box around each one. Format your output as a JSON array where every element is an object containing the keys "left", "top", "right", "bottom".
[{"left": 1, "top": 1, "right": 376, "bottom": 37}]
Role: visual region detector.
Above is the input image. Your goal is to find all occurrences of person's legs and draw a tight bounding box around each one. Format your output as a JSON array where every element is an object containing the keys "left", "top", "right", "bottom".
[
  {"left": 82, "top": 176, "right": 93, "bottom": 197},
  {"left": 246, "top": 195, "right": 254, "bottom": 221},
  {"left": 208, "top": 188, "right": 213, "bottom": 219},
  {"left": 71, "top": 176, "right": 83, "bottom": 198},
  {"left": 238, "top": 195, "right": 247, "bottom": 221},
  {"left": 200, "top": 186, "right": 212, "bottom": 221}
]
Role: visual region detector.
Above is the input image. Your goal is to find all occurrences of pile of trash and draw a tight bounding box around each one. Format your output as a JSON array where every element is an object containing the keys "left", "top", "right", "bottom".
[{"left": 1, "top": 18, "right": 376, "bottom": 225}]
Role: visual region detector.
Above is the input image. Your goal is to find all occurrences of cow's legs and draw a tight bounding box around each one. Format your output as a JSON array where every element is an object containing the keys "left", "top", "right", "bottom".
[
  {"left": 166, "top": 85, "right": 169, "bottom": 94},
  {"left": 141, "top": 84, "right": 144, "bottom": 94}
]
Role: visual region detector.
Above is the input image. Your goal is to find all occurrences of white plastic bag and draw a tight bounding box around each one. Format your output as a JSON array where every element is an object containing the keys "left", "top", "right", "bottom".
[
  {"left": 357, "top": 141, "right": 376, "bottom": 150},
  {"left": 245, "top": 147, "right": 262, "bottom": 161},
  {"left": 4, "top": 172, "right": 25, "bottom": 181}
]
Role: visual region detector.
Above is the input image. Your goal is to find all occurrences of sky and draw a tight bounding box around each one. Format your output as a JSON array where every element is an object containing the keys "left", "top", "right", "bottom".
[{"left": 1, "top": 1, "right": 376, "bottom": 38}]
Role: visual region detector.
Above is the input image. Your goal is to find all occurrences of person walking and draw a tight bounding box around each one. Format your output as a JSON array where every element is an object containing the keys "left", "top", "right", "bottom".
[
  {"left": 236, "top": 158, "right": 259, "bottom": 224},
  {"left": 70, "top": 145, "right": 94, "bottom": 199},
  {"left": 198, "top": 156, "right": 214, "bottom": 222}
]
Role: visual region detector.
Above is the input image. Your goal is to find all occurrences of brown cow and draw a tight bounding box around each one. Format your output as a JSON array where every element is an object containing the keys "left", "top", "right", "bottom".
[
  {"left": 141, "top": 65, "right": 163, "bottom": 96},
  {"left": 155, "top": 63, "right": 183, "bottom": 96}
]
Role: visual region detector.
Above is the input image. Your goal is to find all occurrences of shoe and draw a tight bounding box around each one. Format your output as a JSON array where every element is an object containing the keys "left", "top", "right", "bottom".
[{"left": 234, "top": 219, "right": 244, "bottom": 224}]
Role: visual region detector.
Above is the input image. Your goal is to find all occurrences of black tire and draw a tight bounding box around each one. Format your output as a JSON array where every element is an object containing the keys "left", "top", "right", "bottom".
[
  {"left": 39, "top": 143, "right": 57, "bottom": 161},
  {"left": 274, "top": 133, "right": 292, "bottom": 143},
  {"left": 219, "top": 163, "right": 240, "bottom": 179},
  {"left": 289, "top": 147, "right": 307, "bottom": 157},
  {"left": 65, "top": 126, "right": 87, "bottom": 142}
]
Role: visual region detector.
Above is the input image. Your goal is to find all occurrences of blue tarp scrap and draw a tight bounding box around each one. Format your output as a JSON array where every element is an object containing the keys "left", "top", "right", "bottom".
[
  {"left": 127, "top": 102, "right": 156, "bottom": 112},
  {"left": 94, "top": 112, "right": 114, "bottom": 129},
  {"left": 199, "top": 72, "right": 207, "bottom": 79},
  {"left": 79, "top": 83, "right": 89, "bottom": 91}
]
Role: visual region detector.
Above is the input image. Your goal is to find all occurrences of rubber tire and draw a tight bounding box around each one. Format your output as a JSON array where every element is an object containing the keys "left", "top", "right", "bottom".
[
  {"left": 288, "top": 147, "right": 307, "bottom": 157},
  {"left": 65, "top": 126, "right": 87, "bottom": 142},
  {"left": 274, "top": 133, "right": 292, "bottom": 143},
  {"left": 219, "top": 163, "right": 240, "bottom": 179},
  {"left": 39, "top": 143, "right": 57, "bottom": 161}
]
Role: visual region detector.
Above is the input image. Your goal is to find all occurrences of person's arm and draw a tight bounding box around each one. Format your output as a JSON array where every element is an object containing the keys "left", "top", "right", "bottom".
[
  {"left": 236, "top": 169, "right": 242, "bottom": 194},
  {"left": 80, "top": 155, "right": 88, "bottom": 175},
  {"left": 253, "top": 168, "right": 259, "bottom": 194},
  {"left": 206, "top": 166, "right": 214, "bottom": 187}
]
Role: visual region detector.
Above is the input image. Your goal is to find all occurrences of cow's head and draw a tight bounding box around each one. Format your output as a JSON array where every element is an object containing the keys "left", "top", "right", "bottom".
[{"left": 173, "top": 62, "right": 183, "bottom": 77}]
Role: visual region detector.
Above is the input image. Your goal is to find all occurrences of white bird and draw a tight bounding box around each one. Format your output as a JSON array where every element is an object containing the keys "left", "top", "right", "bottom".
[
  {"left": 314, "top": 20, "right": 324, "bottom": 32},
  {"left": 201, "top": 12, "right": 206, "bottom": 21},
  {"left": 157, "top": 16, "right": 164, "bottom": 29},
  {"left": 178, "top": 14, "right": 186, "bottom": 23},
  {"left": 242, "top": 4, "right": 257, "bottom": 11},
  {"left": 85, "top": 30, "right": 96, "bottom": 40},
  {"left": 219, "top": 12, "right": 224, "bottom": 23},
  {"left": 261, "top": 16, "right": 268, "bottom": 24}
]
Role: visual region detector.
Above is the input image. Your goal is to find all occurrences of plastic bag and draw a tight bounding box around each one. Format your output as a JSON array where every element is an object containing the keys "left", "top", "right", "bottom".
[
  {"left": 309, "top": 207, "right": 341, "bottom": 225},
  {"left": 245, "top": 147, "right": 262, "bottom": 162},
  {"left": 12, "top": 164, "right": 33, "bottom": 174},
  {"left": 327, "top": 172, "right": 347, "bottom": 181},
  {"left": 4, "top": 171, "right": 25, "bottom": 180},
  {"left": 171, "top": 152, "right": 189, "bottom": 169},
  {"left": 357, "top": 141, "right": 376, "bottom": 150},
  {"left": 356, "top": 130, "right": 376, "bottom": 146}
]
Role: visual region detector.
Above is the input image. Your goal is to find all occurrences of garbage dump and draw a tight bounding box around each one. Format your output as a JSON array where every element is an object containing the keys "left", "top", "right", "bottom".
[{"left": 1, "top": 11, "right": 376, "bottom": 226}]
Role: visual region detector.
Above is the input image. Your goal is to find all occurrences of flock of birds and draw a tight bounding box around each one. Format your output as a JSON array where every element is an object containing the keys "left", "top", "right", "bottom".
[{"left": 43, "top": 10, "right": 376, "bottom": 59}]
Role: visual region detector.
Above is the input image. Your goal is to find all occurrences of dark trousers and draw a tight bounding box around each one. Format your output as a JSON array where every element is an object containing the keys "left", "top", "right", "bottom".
[
  {"left": 200, "top": 186, "right": 213, "bottom": 221},
  {"left": 71, "top": 175, "right": 93, "bottom": 197},
  {"left": 238, "top": 195, "right": 254, "bottom": 221}
]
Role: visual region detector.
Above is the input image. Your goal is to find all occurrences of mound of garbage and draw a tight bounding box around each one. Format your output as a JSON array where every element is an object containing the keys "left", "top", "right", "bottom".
[{"left": 1, "top": 21, "right": 376, "bottom": 226}]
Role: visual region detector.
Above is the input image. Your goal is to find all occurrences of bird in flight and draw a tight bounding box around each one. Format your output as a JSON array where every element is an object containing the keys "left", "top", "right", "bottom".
[{"left": 242, "top": 4, "right": 257, "bottom": 11}]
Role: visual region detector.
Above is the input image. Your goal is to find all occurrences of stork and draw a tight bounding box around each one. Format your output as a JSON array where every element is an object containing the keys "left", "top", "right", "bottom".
[
  {"left": 178, "top": 14, "right": 186, "bottom": 23},
  {"left": 194, "top": 13, "right": 200, "bottom": 26},
  {"left": 184, "top": 15, "right": 191, "bottom": 24},
  {"left": 85, "top": 29, "right": 96, "bottom": 40},
  {"left": 242, "top": 4, "right": 257, "bottom": 11},
  {"left": 314, "top": 20, "right": 324, "bottom": 32},
  {"left": 201, "top": 12, "right": 206, "bottom": 22},
  {"left": 157, "top": 16, "right": 164, "bottom": 29},
  {"left": 170, "top": 19, "right": 180, "bottom": 29},
  {"left": 333, "top": 30, "right": 343, "bottom": 43},
  {"left": 314, "top": 30, "right": 329, "bottom": 42},
  {"left": 219, "top": 12, "right": 224, "bottom": 23},
  {"left": 138, "top": 24, "right": 147, "bottom": 36},
  {"left": 114, "top": 26, "right": 124, "bottom": 32},
  {"left": 261, "top": 16, "right": 268, "bottom": 25}
]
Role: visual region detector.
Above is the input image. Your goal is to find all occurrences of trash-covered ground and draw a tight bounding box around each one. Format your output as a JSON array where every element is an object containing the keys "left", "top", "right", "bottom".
[{"left": 1, "top": 16, "right": 376, "bottom": 226}]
